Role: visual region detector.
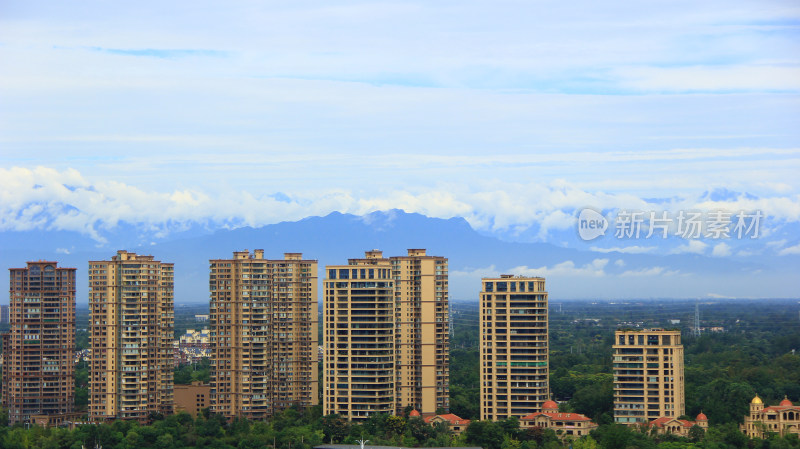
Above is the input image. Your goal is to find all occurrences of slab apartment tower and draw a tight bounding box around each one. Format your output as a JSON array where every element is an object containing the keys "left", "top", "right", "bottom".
[
  {"left": 612, "top": 328, "right": 685, "bottom": 424},
  {"left": 88, "top": 251, "right": 174, "bottom": 421},
  {"left": 480, "top": 275, "right": 549, "bottom": 421},
  {"left": 209, "top": 250, "right": 318, "bottom": 419},
  {"left": 323, "top": 249, "right": 449, "bottom": 420},
  {"left": 2, "top": 261, "right": 76, "bottom": 424}
]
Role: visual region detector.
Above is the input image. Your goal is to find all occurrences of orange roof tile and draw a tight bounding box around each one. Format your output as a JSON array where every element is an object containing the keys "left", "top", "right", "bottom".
[
  {"left": 424, "top": 414, "right": 471, "bottom": 425},
  {"left": 763, "top": 405, "right": 800, "bottom": 412},
  {"left": 521, "top": 412, "right": 592, "bottom": 422},
  {"left": 649, "top": 417, "right": 694, "bottom": 428}
]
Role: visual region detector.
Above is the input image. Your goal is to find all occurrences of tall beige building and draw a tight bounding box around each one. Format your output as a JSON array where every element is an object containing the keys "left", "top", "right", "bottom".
[
  {"left": 89, "top": 251, "right": 174, "bottom": 421},
  {"left": 323, "top": 249, "right": 448, "bottom": 421},
  {"left": 613, "top": 329, "right": 684, "bottom": 424},
  {"left": 210, "top": 250, "right": 318, "bottom": 419},
  {"left": 393, "top": 249, "right": 449, "bottom": 415},
  {"left": 480, "top": 275, "right": 549, "bottom": 421},
  {"left": 2, "top": 261, "right": 76, "bottom": 424}
]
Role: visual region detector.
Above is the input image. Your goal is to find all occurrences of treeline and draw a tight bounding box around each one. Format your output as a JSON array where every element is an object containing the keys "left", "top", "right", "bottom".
[{"left": 2, "top": 407, "right": 800, "bottom": 449}]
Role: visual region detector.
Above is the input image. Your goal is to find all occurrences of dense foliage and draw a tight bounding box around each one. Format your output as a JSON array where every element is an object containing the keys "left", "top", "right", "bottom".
[{"left": 1, "top": 408, "right": 799, "bottom": 449}]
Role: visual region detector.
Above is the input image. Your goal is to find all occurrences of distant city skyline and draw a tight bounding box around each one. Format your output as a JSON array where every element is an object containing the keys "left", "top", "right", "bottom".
[{"left": 1, "top": 1, "right": 798, "bottom": 299}]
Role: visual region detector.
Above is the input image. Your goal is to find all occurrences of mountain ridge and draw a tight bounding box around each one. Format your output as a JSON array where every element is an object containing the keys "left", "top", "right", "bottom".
[{"left": 0, "top": 209, "right": 792, "bottom": 303}]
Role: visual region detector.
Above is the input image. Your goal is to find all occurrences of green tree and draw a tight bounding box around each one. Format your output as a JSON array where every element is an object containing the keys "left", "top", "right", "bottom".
[
  {"left": 385, "top": 415, "right": 406, "bottom": 436},
  {"left": 574, "top": 436, "right": 600, "bottom": 449},
  {"left": 688, "top": 425, "right": 704, "bottom": 442},
  {"left": 321, "top": 414, "right": 349, "bottom": 443},
  {"left": 570, "top": 381, "right": 613, "bottom": 422},
  {"left": 465, "top": 420, "right": 505, "bottom": 449},
  {"left": 595, "top": 424, "right": 633, "bottom": 449},
  {"left": 695, "top": 380, "right": 755, "bottom": 425}
]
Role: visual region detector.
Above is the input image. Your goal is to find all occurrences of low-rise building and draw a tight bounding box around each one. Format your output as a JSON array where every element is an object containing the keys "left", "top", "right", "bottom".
[
  {"left": 422, "top": 412, "right": 471, "bottom": 435},
  {"left": 30, "top": 412, "right": 83, "bottom": 428},
  {"left": 174, "top": 328, "right": 211, "bottom": 364},
  {"left": 741, "top": 396, "right": 800, "bottom": 438},
  {"left": 174, "top": 382, "right": 211, "bottom": 417},
  {"left": 520, "top": 400, "right": 598, "bottom": 438},
  {"left": 648, "top": 413, "right": 708, "bottom": 437}
]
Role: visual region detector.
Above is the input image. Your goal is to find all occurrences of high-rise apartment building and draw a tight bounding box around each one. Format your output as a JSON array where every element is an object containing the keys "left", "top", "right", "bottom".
[
  {"left": 480, "top": 275, "right": 549, "bottom": 421},
  {"left": 323, "top": 249, "right": 448, "bottom": 421},
  {"left": 88, "top": 250, "right": 174, "bottom": 421},
  {"left": 392, "top": 249, "right": 449, "bottom": 415},
  {"left": 612, "top": 329, "right": 684, "bottom": 424},
  {"left": 210, "top": 250, "right": 318, "bottom": 419},
  {"left": 324, "top": 250, "right": 394, "bottom": 421},
  {"left": 2, "top": 261, "right": 76, "bottom": 424}
]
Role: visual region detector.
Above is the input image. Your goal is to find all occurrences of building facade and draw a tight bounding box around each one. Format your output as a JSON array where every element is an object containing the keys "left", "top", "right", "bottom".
[
  {"left": 324, "top": 250, "right": 395, "bottom": 420},
  {"left": 741, "top": 396, "right": 800, "bottom": 438},
  {"left": 210, "top": 250, "right": 318, "bottom": 419},
  {"left": 2, "top": 261, "right": 76, "bottom": 424},
  {"left": 88, "top": 250, "right": 175, "bottom": 421},
  {"left": 649, "top": 413, "right": 708, "bottom": 437},
  {"left": 323, "top": 249, "right": 448, "bottom": 421},
  {"left": 392, "top": 249, "right": 449, "bottom": 415},
  {"left": 612, "top": 329, "right": 684, "bottom": 424},
  {"left": 480, "top": 275, "right": 549, "bottom": 421},
  {"left": 521, "top": 400, "right": 598, "bottom": 439},
  {"left": 423, "top": 412, "right": 471, "bottom": 435},
  {"left": 174, "top": 382, "right": 211, "bottom": 417}
]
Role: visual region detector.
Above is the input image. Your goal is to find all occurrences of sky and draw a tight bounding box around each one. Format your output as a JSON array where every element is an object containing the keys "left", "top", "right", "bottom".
[{"left": 1, "top": 1, "right": 799, "bottom": 298}]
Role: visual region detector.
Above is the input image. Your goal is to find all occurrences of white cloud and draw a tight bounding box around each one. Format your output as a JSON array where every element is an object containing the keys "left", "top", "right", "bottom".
[
  {"left": 670, "top": 240, "right": 708, "bottom": 255},
  {"left": 617, "top": 65, "right": 800, "bottom": 92},
  {"left": 620, "top": 267, "right": 679, "bottom": 277},
  {"left": 736, "top": 249, "right": 761, "bottom": 257},
  {"left": 767, "top": 239, "right": 788, "bottom": 249},
  {"left": 450, "top": 265, "right": 500, "bottom": 279},
  {"left": 778, "top": 244, "right": 800, "bottom": 256},
  {"left": 711, "top": 242, "right": 732, "bottom": 257},
  {"left": 451, "top": 260, "right": 611, "bottom": 280},
  {"left": 614, "top": 259, "right": 625, "bottom": 267},
  {"left": 707, "top": 293, "right": 735, "bottom": 299},
  {"left": 508, "top": 259, "right": 610, "bottom": 278},
  {"left": 590, "top": 245, "right": 656, "bottom": 254},
  {"left": 1, "top": 166, "right": 799, "bottom": 248}
]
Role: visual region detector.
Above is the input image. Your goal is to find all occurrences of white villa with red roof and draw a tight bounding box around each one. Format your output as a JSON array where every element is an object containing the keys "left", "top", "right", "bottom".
[
  {"left": 647, "top": 413, "right": 708, "bottom": 437},
  {"left": 520, "top": 400, "right": 598, "bottom": 438},
  {"left": 742, "top": 395, "right": 800, "bottom": 438},
  {"left": 423, "top": 413, "right": 471, "bottom": 434}
]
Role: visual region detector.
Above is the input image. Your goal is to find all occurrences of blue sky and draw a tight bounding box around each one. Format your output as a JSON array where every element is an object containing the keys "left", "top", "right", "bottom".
[{"left": 1, "top": 0, "right": 799, "bottom": 298}]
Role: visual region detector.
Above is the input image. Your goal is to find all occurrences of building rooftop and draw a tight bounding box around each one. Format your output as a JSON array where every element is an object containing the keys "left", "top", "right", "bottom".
[{"left": 522, "top": 411, "right": 593, "bottom": 422}]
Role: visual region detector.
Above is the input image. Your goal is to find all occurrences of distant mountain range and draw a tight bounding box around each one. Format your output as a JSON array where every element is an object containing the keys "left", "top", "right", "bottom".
[{"left": 0, "top": 210, "right": 796, "bottom": 302}]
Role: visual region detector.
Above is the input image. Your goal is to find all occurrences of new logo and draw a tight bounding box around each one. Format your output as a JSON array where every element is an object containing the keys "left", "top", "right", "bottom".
[{"left": 577, "top": 208, "right": 608, "bottom": 241}]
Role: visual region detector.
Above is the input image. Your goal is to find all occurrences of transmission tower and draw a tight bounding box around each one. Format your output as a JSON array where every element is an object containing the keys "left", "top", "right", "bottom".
[{"left": 694, "top": 301, "right": 701, "bottom": 337}]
